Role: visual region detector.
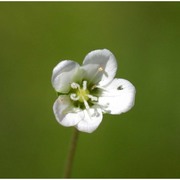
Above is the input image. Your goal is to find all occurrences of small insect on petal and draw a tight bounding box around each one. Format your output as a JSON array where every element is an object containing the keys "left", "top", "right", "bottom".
[{"left": 117, "top": 85, "right": 123, "bottom": 90}]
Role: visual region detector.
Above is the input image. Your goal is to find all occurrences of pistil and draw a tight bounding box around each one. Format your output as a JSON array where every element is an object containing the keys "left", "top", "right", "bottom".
[{"left": 70, "top": 80, "right": 98, "bottom": 109}]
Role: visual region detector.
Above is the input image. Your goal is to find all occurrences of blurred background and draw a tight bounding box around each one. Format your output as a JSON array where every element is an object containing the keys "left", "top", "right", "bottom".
[{"left": 0, "top": 2, "right": 180, "bottom": 178}]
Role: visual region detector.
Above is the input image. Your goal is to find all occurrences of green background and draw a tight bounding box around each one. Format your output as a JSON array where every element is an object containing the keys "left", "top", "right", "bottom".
[{"left": 0, "top": 2, "right": 180, "bottom": 178}]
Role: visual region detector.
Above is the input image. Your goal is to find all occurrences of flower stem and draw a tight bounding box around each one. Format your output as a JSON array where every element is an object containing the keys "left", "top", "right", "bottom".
[{"left": 63, "top": 128, "right": 79, "bottom": 178}]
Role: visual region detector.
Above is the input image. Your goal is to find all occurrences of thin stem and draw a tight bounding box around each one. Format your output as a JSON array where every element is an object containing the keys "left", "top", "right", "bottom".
[{"left": 63, "top": 128, "right": 79, "bottom": 178}]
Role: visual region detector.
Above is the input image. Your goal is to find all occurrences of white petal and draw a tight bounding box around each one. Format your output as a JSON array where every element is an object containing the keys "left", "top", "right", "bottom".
[
  {"left": 51, "top": 60, "right": 81, "bottom": 93},
  {"left": 53, "top": 96, "right": 103, "bottom": 133},
  {"left": 53, "top": 95, "right": 83, "bottom": 127},
  {"left": 76, "top": 106, "right": 103, "bottom": 133},
  {"left": 82, "top": 49, "right": 117, "bottom": 86},
  {"left": 98, "top": 78, "right": 136, "bottom": 114}
]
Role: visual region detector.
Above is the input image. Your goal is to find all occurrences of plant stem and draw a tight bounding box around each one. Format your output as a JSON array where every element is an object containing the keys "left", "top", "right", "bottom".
[{"left": 63, "top": 128, "right": 79, "bottom": 178}]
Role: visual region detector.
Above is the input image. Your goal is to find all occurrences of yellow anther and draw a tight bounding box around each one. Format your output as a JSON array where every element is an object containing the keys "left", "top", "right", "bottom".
[{"left": 98, "top": 67, "right": 103, "bottom": 71}]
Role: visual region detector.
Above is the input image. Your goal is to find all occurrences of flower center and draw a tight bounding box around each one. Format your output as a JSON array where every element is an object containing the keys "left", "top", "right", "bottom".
[
  {"left": 77, "top": 88, "right": 89, "bottom": 103},
  {"left": 70, "top": 80, "right": 98, "bottom": 109}
]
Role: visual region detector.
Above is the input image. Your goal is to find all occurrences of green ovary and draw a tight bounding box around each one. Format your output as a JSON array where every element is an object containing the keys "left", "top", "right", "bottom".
[{"left": 77, "top": 88, "right": 89, "bottom": 103}]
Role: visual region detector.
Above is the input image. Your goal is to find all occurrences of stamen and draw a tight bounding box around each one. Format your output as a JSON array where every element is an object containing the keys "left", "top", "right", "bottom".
[
  {"left": 70, "top": 93, "right": 80, "bottom": 101},
  {"left": 82, "top": 80, "right": 87, "bottom": 90},
  {"left": 71, "top": 82, "right": 80, "bottom": 89},
  {"left": 95, "top": 85, "right": 109, "bottom": 92},
  {"left": 87, "top": 94, "right": 98, "bottom": 101},
  {"left": 98, "top": 67, "right": 103, "bottom": 72},
  {"left": 82, "top": 97, "right": 90, "bottom": 109},
  {"left": 91, "top": 85, "right": 96, "bottom": 90},
  {"left": 88, "top": 66, "right": 104, "bottom": 84}
]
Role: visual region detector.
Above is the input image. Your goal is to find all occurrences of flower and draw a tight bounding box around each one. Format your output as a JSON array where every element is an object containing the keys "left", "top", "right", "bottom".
[{"left": 52, "top": 49, "right": 136, "bottom": 133}]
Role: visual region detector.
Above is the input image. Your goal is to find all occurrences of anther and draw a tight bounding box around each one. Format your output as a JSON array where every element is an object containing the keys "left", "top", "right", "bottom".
[
  {"left": 91, "top": 85, "right": 96, "bottom": 90},
  {"left": 88, "top": 94, "right": 98, "bottom": 101},
  {"left": 70, "top": 93, "right": 80, "bottom": 101},
  {"left": 88, "top": 66, "right": 104, "bottom": 84},
  {"left": 98, "top": 67, "right": 103, "bottom": 72},
  {"left": 71, "top": 82, "right": 80, "bottom": 89}
]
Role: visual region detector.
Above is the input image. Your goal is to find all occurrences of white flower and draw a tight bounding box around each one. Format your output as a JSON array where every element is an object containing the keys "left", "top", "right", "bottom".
[{"left": 52, "top": 49, "right": 136, "bottom": 133}]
